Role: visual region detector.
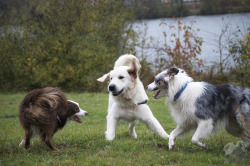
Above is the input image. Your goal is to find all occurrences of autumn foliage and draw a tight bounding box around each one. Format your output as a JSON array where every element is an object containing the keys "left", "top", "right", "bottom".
[{"left": 154, "top": 18, "right": 203, "bottom": 73}]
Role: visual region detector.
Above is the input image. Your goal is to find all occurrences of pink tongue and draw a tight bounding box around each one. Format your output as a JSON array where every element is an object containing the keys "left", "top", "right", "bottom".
[
  {"left": 73, "top": 116, "right": 82, "bottom": 123},
  {"left": 153, "top": 90, "right": 160, "bottom": 99}
]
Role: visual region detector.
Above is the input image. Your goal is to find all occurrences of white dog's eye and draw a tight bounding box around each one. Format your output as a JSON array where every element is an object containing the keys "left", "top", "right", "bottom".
[
  {"left": 119, "top": 76, "right": 124, "bottom": 79},
  {"left": 110, "top": 77, "right": 113, "bottom": 80}
]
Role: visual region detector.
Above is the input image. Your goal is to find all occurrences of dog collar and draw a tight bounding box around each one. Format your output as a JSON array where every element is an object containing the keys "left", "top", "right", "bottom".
[
  {"left": 174, "top": 82, "right": 188, "bottom": 101},
  {"left": 57, "top": 115, "right": 62, "bottom": 126},
  {"left": 137, "top": 100, "right": 147, "bottom": 105}
]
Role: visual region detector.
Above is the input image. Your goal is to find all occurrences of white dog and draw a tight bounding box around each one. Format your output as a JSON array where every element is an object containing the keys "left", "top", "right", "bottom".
[{"left": 97, "top": 54, "right": 169, "bottom": 141}]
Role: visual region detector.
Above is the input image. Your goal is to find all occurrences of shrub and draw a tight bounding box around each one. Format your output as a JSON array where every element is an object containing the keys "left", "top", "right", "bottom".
[
  {"left": 229, "top": 29, "right": 250, "bottom": 87},
  {"left": 0, "top": 0, "right": 135, "bottom": 91}
]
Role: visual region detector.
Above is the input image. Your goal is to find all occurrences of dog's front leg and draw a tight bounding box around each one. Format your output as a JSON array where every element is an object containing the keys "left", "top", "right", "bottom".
[
  {"left": 105, "top": 115, "right": 119, "bottom": 141},
  {"left": 169, "top": 125, "right": 190, "bottom": 150},
  {"left": 137, "top": 105, "right": 169, "bottom": 139}
]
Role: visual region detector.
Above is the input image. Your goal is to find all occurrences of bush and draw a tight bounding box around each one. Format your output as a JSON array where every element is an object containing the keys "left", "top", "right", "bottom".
[
  {"left": 229, "top": 30, "right": 250, "bottom": 87},
  {"left": 152, "top": 18, "right": 203, "bottom": 73},
  {"left": 0, "top": 0, "right": 135, "bottom": 91}
]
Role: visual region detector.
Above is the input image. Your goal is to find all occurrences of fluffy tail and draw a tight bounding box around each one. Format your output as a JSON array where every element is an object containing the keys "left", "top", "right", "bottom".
[
  {"left": 34, "top": 87, "right": 66, "bottom": 110},
  {"left": 236, "top": 95, "right": 250, "bottom": 135}
]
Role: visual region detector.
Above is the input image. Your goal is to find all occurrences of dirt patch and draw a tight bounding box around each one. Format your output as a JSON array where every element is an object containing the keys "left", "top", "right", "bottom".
[
  {"left": 1, "top": 115, "right": 16, "bottom": 119},
  {"left": 0, "top": 102, "right": 14, "bottom": 105}
]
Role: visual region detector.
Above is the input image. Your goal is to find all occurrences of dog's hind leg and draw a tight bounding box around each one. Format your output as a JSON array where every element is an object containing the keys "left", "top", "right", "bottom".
[
  {"left": 24, "top": 129, "right": 33, "bottom": 149},
  {"left": 241, "top": 134, "right": 250, "bottom": 147},
  {"left": 226, "top": 127, "right": 250, "bottom": 147},
  {"left": 226, "top": 116, "right": 250, "bottom": 147},
  {"left": 235, "top": 102, "right": 250, "bottom": 136},
  {"left": 129, "top": 120, "right": 138, "bottom": 139},
  {"left": 44, "top": 131, "right": 56, "bottom": 150},
  {"left": 191, "top": 119, "right": 213, "bottom": 148}
]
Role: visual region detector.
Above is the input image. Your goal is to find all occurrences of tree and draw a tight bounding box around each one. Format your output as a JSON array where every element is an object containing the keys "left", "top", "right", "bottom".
[{"left": 0, "top": 0, "right": 135, "bottom": 91}]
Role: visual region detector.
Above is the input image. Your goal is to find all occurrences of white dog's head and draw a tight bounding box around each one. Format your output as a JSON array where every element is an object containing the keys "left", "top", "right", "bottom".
[
  {"left": 97, "top": 61, "right": 138, "bottom": 97},
  {"left": 146, "top": 67, "right": 182, "bottom": 99}
]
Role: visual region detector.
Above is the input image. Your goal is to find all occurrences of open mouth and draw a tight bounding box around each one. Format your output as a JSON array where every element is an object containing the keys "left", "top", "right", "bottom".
[
  {"left": 72, "top": 116, "right": 82, "bottom": 123},
  {"left": 112, "top": 88, "right": 124, "bottom": 96},
  {"left": 153, "top": 89, "right": 161, "bottom": 99}
]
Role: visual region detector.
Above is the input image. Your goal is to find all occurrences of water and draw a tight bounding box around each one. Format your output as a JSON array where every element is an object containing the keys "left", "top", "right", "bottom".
[{"left": 132, "top": 13, "right": 250, "bottom": 68}]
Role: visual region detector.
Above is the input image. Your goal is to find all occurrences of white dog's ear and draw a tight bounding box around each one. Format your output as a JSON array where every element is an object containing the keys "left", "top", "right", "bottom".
[
  {"left": 127, "top": 60, "right": 138, "bottom": 80},
  {"left": 97, "top": 73, "right": 110, "bottom": 82}
]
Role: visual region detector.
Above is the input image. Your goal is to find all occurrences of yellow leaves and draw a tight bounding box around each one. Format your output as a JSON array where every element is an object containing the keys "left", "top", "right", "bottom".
[
  {"left": 52, "top": 57, "right": 58, "bottom": 63},
  {"left": 244, "top": 33, "right": 249, "bottom": 39},
  {"left": 27, "top": 57, "right": 36, "bottom": 68},
  {"left": 160, "top": 18, "right": 203, "bottom": 72}
]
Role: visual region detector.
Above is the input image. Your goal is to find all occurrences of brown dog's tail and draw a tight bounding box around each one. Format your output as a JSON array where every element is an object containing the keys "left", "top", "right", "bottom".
[
  {"left": 34, "top": 87, "right": 67, "bottom": 111},
  {"left": 236, "top": 95, "right": 250, "bottom": 135},
  {"left": 19, "top": 87, "right": 67, "bottom": 126}
]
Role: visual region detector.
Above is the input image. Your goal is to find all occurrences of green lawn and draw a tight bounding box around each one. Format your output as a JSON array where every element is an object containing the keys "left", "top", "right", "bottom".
[{"left": 0, "top": 92, "right": 249, "bottom": 166}]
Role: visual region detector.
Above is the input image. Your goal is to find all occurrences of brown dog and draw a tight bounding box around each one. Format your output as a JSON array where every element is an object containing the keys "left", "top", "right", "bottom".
[{"left": 19, "top": 87, "right": 88, "bottom": 150}]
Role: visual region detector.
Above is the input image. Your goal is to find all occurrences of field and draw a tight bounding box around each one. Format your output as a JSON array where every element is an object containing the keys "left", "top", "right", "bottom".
[{"left": 0, "top": 92, "right": 249, "bottom": 166}]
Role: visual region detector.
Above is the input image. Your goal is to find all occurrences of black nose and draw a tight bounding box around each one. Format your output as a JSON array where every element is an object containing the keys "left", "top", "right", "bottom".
[
  {"left": 109, "top": 84, "right": 116, "bottom": 92},
  {"left": 146, "top": 85, "right": 149, "bottom": 90}
]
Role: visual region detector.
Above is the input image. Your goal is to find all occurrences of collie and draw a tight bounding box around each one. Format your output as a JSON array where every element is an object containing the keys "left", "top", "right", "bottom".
[
  {"left": 147, "top": 67, "right": 250, "bottom": 150},
  {"left": 19, "top": 87, "right": 88, "bottom": 150}
]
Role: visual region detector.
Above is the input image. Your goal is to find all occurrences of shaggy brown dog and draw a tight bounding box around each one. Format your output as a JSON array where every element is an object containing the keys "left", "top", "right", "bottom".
[{"left": 19, "top": 87, "right": 88, "bottom": 150}]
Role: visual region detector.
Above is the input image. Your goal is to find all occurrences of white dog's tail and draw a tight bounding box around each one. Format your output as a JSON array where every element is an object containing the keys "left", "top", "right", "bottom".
[{"left": 114, "top": 54, "right": 141, "bottom": 72}]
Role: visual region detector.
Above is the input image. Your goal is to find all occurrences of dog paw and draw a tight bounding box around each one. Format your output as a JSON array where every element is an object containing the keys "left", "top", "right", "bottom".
[
  {"left": 19, "top": 139, "right": 25, "bottom": 147},
  {"left": 165, "top": 134, "right": 170, "bottom": 139},
  {"left": 105, "top": 134, "right": 115, "bottom": 141},
  {"left": 168, "top": 137, "right": 176, "bottom": 150},
  {"left": 131, "top": 132, "right": 137, "bottom": 139},
  {"left": 199, "top": 142, "right": 208, "bottom": 148},
  {"left": 193, "top": 140, "right": 208, "bottom": 148},
  {"left": 105, "top": 137, "right": 114, "bottom": 141},
  {"left": 51, "top": 148, "right": 60, "bottom": 152}
]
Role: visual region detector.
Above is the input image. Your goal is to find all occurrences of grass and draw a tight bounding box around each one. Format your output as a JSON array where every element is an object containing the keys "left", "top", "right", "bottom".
[{"left": 0, "top": 92, "right": 249, "bottom": 166}]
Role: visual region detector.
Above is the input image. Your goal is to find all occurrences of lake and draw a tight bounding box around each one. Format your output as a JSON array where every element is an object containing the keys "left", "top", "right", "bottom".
[{"left": 132, "top": 13, "right": 250, "bottom": 68}]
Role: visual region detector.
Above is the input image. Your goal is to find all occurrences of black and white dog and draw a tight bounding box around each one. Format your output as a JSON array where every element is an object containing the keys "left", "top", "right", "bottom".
[{"left": 147, "top": 67, "right": 250, "bottom": 150}]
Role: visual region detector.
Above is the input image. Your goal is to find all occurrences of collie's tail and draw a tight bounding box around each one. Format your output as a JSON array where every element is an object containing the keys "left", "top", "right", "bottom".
[{"left": 236, "top": 95, "right": 250, "bottom": 135}]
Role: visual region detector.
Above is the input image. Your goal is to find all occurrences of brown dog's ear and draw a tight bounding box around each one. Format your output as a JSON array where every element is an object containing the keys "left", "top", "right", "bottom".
[
  {"left": 127, "top": 60, "right": 137, "bottom": 80},
  {"left": 168, "top": 67, "right": 179, "bottom": 77},
  {"left": 97, "top": 72, "right": 110, "bottom": 82}
]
